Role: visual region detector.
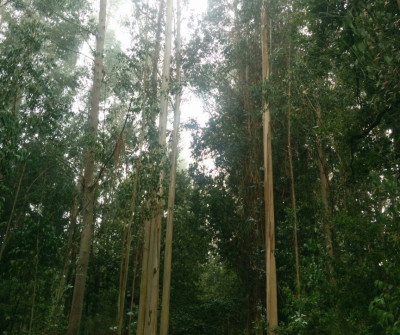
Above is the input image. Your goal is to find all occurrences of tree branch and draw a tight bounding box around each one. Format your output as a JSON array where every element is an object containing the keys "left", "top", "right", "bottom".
[
  {"left": 0, "top": 0, "right": 12, "bottom": 8},
  {"left": 351, "top": 110, "right": 387, "bottom": 141},
  {"left": 50, "top": 10, "right": 93, "bottom": 35}
]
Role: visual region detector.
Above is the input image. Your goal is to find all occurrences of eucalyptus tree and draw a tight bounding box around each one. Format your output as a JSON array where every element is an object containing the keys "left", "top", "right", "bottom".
[
  {"left": 272, "top": 0, "right": 400, "bottom": 332},
  {"left": 1, "top": 0, "right": 399, "bottom": 333},
  {"left": 160, "top": 0, "right": 182, "bottom": 333},
  {"left": 261, "top": 0, "right": 278, "bottom": 331},
  {"left": 184, "top": 0, "right": 271, "bottom": 332},
  {"left": 67, "top": 1, "right": 107, "bottom": 334},
  {"left": 0, "top": 0, "right": 95, "bottom": 333},
  {"left": 136, "top": 0, "right": 174, "bottom": 333},
  {"left": 0, "top": 0, "right": 91, "bottom": 263}
]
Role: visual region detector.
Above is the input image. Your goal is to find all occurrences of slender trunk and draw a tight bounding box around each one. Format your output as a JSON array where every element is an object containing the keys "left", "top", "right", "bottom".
[
  {"left": 261, "top": 1, "right": 278, "bottom": 332},
  {"left": 160, "top": 1, "right": 181, "bottom": 333},
  {"left": 67, "top": 1, "right": 107, "bottom": 334},
  {"left": 136, "top": 2, "right": 165, "bottom": 332},
  {"left": 117, "top": 80, "right": 148, "bottom": 335},
  {"left": 0, "top": 162, "right": 26, "bottom": 263},
  {"left": 315, "top": 104, "right": 335, "bottom": 280},
  {"left": 52, "top": 191, "right": 80, "bottom": 329},
  {"left": 148, "top": 0, "right": 166, "bottom": 129},
  {"left": 28, "top": 223, "right": 40, "bottom": 335},
  {"left": 128, "top": 240, "right": 141, "bottom": 335},
  {"left": 151, "top": 0, "right": 166, "bottom": 102},
  {"left": 138, "top": 0, "right": 173, "bottom": 333},
  {"left": 287, "top": 47, "right": 300, "bottom": 298},
  {"left": 142, "top": 0, "right": 173, "bottom": 333},
  {"left": 117, "top": 215, "right": 128, "bottom": 325},
  {"left": 136, "top": 219, "right": 151, "bottom": 335},
  {"left": 235, "top": 6, "right": 263, "bottom": 328},
  {"left": 144, "top": 215, "right": 161, "bottom": 335}
]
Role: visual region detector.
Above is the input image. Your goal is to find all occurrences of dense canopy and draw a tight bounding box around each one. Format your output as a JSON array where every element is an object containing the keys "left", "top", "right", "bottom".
[{"left": 0, "top": 0, "right": 399, "bottom": 334}]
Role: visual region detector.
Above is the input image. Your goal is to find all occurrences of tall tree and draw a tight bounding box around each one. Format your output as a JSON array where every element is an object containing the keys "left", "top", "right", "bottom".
[
  {"left": 286, "top": 44, "right": 300, "bottom": 297},
  {"left": 143, "top": 0, "right": 173, "bottom": 331},
  {"left": 261, "top": 0, "right": 278, "bottom": 332},
  {"left": 160, "top": 0, "right": 182, "bottom": 333},
  {"left": 136, "top": 0, "right": 166, "bottom": 332},
  {"left": 116, "top": 6, "right": 152, "bottom": 332},
  {"left": 67, "top": 0, "right": 107, "bottom": 333},
  {"left": 315, "top": 103, "right": 335, "bottom": 280},
  {"left": 137, "top": 0, "right": 174, "bottom": 333}
]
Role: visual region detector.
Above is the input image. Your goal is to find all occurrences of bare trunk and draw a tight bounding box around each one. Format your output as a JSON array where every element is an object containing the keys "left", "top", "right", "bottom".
[
  {"left": 128, "top": 241, "right": 141, "bottom": 335},
  {"left": 144, "top": 214, "right": 161, "bottom": 335},
  {"left": 117, "top": 92, "right": 147, "bottom": 335},
  {"left": 151, "top": 0, "right": 165, "bottom": 98},
  {"left": 28, "top": 225, "right": 40, "bottom": 335},
  {"left": 287, "top": 48, "right": 300, "bottom": 298},
  {"left": 67, "top": 1, "right": 107, "bottom": 334},
  {"left": 117, "top": 215, "right": 128, "bottom": 327},
  {"left": 138, "top": 0, "right": 173, "bottom": 333},
  {"left": 315, "top": 105, "right": 335, "bottom": 280},
  {"left": 142, "top": 0, "right": 174, "bottom": 334},
  {"left": 149, "top": 0, "right": 165, "bottom": 127},
  {"left": 261, "top": 1, "right": 278, "bottom": 332},
  {"left": 160, "top": 0, "right": 181, "bottom": 333},
  {"left": 136, "top": 2, "right": 165, "bottom": 332},
  {"left": 136, "top": 219, "right": 151, "bottom": 335}
]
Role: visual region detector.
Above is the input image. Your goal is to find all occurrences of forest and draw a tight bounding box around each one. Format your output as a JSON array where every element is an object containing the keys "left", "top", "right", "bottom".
[{"left": 0, "top": 0, "right": 399, "bottom": 334}]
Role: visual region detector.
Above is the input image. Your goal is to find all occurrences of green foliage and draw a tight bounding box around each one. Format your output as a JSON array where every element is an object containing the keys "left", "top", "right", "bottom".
[
  {"left": 370, "top": 281, "right": 400, "bottom": 334},
  {"left": 1, "top": 0, "right": 400, "bottom": 333}
]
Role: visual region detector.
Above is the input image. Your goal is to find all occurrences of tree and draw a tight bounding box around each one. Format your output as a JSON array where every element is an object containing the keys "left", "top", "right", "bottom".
[
  {"left": 1, "top": 0, "right": 400, "bottom": 333},
  {"left": 137, "top": 0, "right": 174, "bottom": 334},
  {"left": 67, "top": 0, "right": 107, "bottom": 333},
  {"left": 160, "top": 0, "right": 182, "bottom": 333},
  {"left": 261, "top": 0, "right": 278, "bottom": 331}
]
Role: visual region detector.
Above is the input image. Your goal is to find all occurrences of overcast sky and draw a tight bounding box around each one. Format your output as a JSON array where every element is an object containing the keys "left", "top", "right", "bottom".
[{"left": 109, "top": 0, "right": 211, "bottom": 168}]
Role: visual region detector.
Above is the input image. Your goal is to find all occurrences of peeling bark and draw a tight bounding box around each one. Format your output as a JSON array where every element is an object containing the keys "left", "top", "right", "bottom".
[{"left": 261, "top": 0, "right": 278, "bottom": 332}]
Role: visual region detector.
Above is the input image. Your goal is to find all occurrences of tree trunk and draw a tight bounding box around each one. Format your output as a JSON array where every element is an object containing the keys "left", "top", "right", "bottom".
[
  {"left": 136, "top": 2, "right": 165, "bottom": 332},
  {"left": 52, "top": 187, "right": 80, "bottom": 330},
  {"left": 315, "top": 104, "right": 335, "bottom": 281},
  {"left": 287, "top": 47, "right": 300, "bottom": 298},
  {"left": 117, "top": 54, "right": 149, "bottom": 335},
  {"left": 128, "top": 240, "right": 141, "bottom": 335},
  {"left": 261, "top": 0, "right": 278, "bottom": 332},
  {"left": 151, "top": 0, "right": 165, "bottom": 100},
  {"left": 136, "top": 219, "right": 151, "bottom": 335},
  {"left": 117, "top": 213, "right": 128, "bottom": 328},
  {"left": 144, "top": 215, "right": 161, "bottom": 335},
  {"left": 148, "top": 0, "right": 166, "bottom": 127},
  {"left": 141, "top": 0, "right": 174, "bottom": 333},
  {"left": 67, "top": 0, "right": 107, "bottom": 333},
  {"left": 160, "top": 0, "right": 181, "bottom": 333},
  {"left": 28, "top": 223, "right": 40, "bottom": 335}
]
